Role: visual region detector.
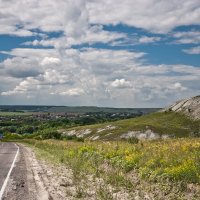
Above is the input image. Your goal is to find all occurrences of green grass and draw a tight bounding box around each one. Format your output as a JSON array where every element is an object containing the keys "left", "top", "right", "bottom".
[{"left": 64, "top": 111, "right": 200, "bottom": 139}]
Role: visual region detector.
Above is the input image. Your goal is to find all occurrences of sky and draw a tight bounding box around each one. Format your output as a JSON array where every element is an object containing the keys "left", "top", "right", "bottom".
[{"left": 0, "top": 0, "right": 200, "bottom": 108}]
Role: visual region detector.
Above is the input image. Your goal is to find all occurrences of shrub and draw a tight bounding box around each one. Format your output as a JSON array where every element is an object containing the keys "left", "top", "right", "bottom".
[
  {"left": 41, "top": 130, "right": 61, "bottom": 139},
  {"left": 61, "top": 134, "right": 84, "bottom": 142},
  {"left": 127, "top": 137, "right": 139, "bottom": 144}
]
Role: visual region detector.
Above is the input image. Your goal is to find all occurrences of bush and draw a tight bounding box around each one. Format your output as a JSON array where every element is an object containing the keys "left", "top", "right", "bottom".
[
  {"left": 127, "top": 137, "right": 139, "bottom": 144},
  {"left": 75, "top": 137, "right": 84, "bottom": 142},
  {"left": 61, "top": 134, "right": 84, "bottom": 142},
  {"left": 3, "top": 133, "right": 24, "bottom": 140},
  {"left": 41, "top": 130, "right": 61, "bottom": 139}
]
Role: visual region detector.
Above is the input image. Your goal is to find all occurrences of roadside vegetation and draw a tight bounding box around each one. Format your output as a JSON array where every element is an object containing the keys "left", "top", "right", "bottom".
[{"left": 20, "top": 138, "right": 200, "bottom": 199}]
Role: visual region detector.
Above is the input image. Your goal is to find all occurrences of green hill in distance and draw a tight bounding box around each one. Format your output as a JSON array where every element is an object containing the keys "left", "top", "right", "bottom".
[
  {"left": 59, "top": 96, "right": 200, "bottom": 140},
  {"left": 0, "top": 105, "right": 159, "bottom": 114}
]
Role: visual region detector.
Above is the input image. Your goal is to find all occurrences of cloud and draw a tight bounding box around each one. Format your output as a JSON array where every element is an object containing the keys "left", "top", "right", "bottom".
[
  {"left": 138, "top": 36, "right": 161, "bottom": 44},
  {"left": 0, "top": 0, "right": 89, "bottom": 38},
  {"left": 110, "top": 35, "right": 162, "bottom": 47},
  {"left": 41, "top": 70, "right": 72, "bottom": 85},
  {"left": 59, "top": 88, "right": 85, "bottom": 96},
  {"left": 0, "top": 24, "right": 45, "bottom": 37},
  {"left": 168, "top": 82, "right": 187, "bottom": 91},
  {"left": 1, "top": 47, "right": 200, "bottom": 106},
  {"left": 0, "top": 0, "right": 200, "bottom": 107},
  {"left": 172, "top": 31, "right": 200, "bottom": 44},
  {"left": 111, "top": 79, "right": 132, "bottom": 88},
  {"left": 0, "top": 0, "right": 200, "bottom": 42},
  {"left": 1, "top": 57, "right": 41, "bottom": 78},
  {"left": 1, "top": 48, "right": 59, "bottom": 58},
  {"left": 1, "top": 77, "right": 40, "bottom": 96},
  {"left": 40, "top": 57, "right": 61, "bottom": 66},
  {"left": 23, "top": 25, "right": 127, "bottom": 48},
  {"left": 88, "top": 0, "right": 200, "bottom": 33},
  {"left": 183, "top": 46, "right": 200, "bottom": 54}
]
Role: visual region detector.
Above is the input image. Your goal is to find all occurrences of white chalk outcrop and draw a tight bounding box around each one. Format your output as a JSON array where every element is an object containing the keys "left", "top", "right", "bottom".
[
  {"left": 162, "top": 95, "right": 200, "bottom": 120},
  {"left": 120, "top": 129, "right": 169, "bottom": 140},
  {"left": 60, "top": 129, "right": 92, "bottom": 138}
]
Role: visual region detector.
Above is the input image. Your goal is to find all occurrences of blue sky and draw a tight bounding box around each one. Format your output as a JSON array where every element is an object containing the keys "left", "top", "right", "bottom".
[{"left": 0, "top": 0, "right": 200, "bottom": 107}]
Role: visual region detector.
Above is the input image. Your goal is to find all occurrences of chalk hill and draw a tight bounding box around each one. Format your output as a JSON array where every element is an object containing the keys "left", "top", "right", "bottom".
[{"left": 163, "top": 95, "right": 200, "bottom": 120}]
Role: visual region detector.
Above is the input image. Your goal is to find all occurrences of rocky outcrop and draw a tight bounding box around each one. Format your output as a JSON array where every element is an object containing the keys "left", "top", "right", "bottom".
[
  {"left": 163, "top": 95, "right": 200, "bottom": 120},
  {"left": 97, "top": 125, "right": 116, "bottom": 133},
  {"left": 120, "top": 129, "right": 169, "bottom": 140},
  {"left": 60, "top": 129, "right": 92, "bottom": 138}
]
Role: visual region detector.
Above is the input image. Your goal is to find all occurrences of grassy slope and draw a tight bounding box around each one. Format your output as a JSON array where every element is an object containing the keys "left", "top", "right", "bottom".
[
  {"left": 12, "top": 110, "right": 199, "bottom": 198},
  {"left": 65, "top": 111, "right": 200, "bottom": 139},
  {"left": 21, "top": 139, "right": 200, "bottom": 199}
]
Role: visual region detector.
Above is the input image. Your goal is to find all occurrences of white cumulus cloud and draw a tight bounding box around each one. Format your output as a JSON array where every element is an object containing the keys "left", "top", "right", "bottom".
[
  {"left": 60, "top": 88, "right": 85, "bottom": 96},
  {"left": 111, "top": 79, "right": 132, "bottom": 88},
  {"left": 41, "top": 57, "right": 61, "bottom": 66},
  {"left": 183, "top": 46, "right": 200, "bottom": 54},
  {"left": 138, "top": 36, "right": 161, "bottom": 44}
]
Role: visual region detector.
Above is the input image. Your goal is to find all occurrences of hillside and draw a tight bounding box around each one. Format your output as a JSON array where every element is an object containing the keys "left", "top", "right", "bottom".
[
  {"left": 22, "top": 138, "right": 200, "bottom": 199},
  {"left": 59, "top": 95, "right": 200, "bottom": 140},
  {"left": 163, "top": 95, "right": 200, "bottom": 120},
  {"left": 59, "top": 111, "right": 200, "bottom": 140}
]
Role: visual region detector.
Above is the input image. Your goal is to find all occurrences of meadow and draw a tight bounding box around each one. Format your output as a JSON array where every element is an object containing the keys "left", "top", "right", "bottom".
[{"left": 21, "top": 138, "right": 200, "bottom": 199}]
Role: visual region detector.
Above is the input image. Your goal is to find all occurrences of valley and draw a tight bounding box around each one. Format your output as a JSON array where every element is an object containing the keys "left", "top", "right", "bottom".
[{"left": 0, "top": 95, "right": 200, "bottom": 199}]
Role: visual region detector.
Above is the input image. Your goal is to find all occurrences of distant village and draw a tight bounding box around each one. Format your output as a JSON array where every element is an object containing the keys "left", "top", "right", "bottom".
[{"left": 0, "top": 110, "right": 143, "bottom": 137}]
